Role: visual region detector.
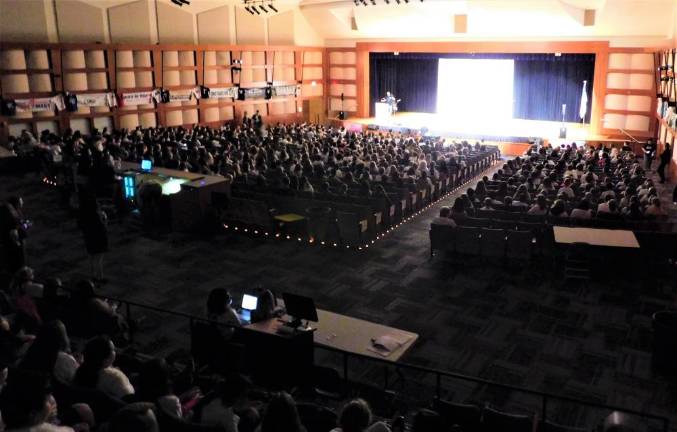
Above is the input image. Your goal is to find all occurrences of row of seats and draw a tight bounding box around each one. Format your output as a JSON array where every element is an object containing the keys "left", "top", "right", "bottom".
[
  {"left": 434, "top": 398, "right": 587, "bottom": 432},
  {"left": 221, "top": 148, "right": 500, "bottom": 243}
]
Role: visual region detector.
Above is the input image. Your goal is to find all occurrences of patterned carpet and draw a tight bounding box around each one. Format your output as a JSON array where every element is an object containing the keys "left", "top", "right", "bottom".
[{"left": 2, "top": 165, "right": 677, "bottom": 431}]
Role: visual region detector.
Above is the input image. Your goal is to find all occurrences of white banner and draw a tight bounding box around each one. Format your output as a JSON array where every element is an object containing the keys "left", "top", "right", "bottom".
[
  {"left": 273, "top": 85, "right": 297, "bottom": 97},
  {"left": 76, "top": 92, "right": 117, "bottom": 108},
  {"left": 15, "top": 97, "right": 57, "bottom": 113},
  {"left": 209, "top": 86, "right": 237, "bottom": 99},
  {"left": 244, "top": 87, "right": 265, "bottom": 99},
  {"left": 120, "top": 91, "right": 154, "bottom": 106},
  {"left": 169, "top": 91, "right": 193, "bottom": 102}
]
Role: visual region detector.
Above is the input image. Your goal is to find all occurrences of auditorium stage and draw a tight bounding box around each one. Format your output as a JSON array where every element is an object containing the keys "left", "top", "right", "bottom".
[{"left": 339, "top": 112, "right": 591, "bottom": 145}]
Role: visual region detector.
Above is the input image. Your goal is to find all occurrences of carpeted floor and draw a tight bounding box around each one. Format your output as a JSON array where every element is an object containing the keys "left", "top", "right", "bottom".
[{"left": 2, "top": 165, "right": 677, "bottom": 430}]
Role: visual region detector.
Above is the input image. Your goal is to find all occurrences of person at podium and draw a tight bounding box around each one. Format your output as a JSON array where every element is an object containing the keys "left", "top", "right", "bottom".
[{"left": 380, "top": 91, "right": 400, "bottom": 115}]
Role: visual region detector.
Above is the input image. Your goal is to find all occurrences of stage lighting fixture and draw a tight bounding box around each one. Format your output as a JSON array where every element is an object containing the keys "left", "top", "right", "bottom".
[
  {"left": 259, "top": 4, "right": 268, "bottom": 12},
  {"left": 360, "top": 0, "right": 367, "bottom": 5},
  {"left": 245, "top": 6, "right": 254, "bottom": 14},
  {"left": 170, "top": 0, "right": 183, "bottom": 5},
  {"left": 395, "top": 0, "right": 400, "bottom": 4},
  {"left": 370, "top": 0, "right": 375, "bottom": 4},
  {"left": 253, "top": 5, "right": 260, "bottom": 14},
  {"left": 384, "top": 0, "right": 389, "bottom": 3},
  {"left": 269, "top": 4, "right": 278, "bottom": 12}
]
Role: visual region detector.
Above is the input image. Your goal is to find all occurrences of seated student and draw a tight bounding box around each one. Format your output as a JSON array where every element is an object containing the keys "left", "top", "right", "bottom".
[
  {"left": 431, "top": 207, "right": 456, "bottom": 227},
  {"left": 450, "top": 198, "right": 466, "bottom": 219},
  {"left": 511, "top": 193, "right": 530, "bottom": 211},
  {"left": 557, "top": 178, "right": 575, "bottom": 199},
  {"left": 206, "top": 288, "right": 241, "bottom": 340},
  {"left": 134, "top": 358, "right": 185, "bottom": 419},
  {"left": 0, "top": 371, "right": 90, "bottom": 432},
  {"left": 198, "top": 375, "right": 251, "bottom": 432},
  {"left": 73, "top": 335, "right": 135, "bottom": 400},
  {"left": 331, "top": 399, "right": 390, "bottom": 432},
  {"left": 570, "top": 200, "right": 593, "bottom": 219},
  {"left": 527, "top": 195, "right": 548, "bottom": 216},
  {"left": 480, "top": 198, "right": 494, "bottom": 211},
  {"left": 19, "top": 320, "right": 80, "bottom": 383},
  {"left": 549, "top": 199, "right": 569, "bottom": 218},
  {"left": 260, "top": 392, "right": 306, "bottom": 432},
  {"left": 251, "top": 289, "right": 278, "bottom": 324},
  {"left": 108, "top": 402, "right": 159, "bottom": 432},
  {"left": 596, "top": 197, "right": 618, "bottom": 216},
  {"left": 64, "top": 280, "right": 126, "bottom": 339},
  {"left": 644, "top": 197, "right": 667, "bottom": 218}
]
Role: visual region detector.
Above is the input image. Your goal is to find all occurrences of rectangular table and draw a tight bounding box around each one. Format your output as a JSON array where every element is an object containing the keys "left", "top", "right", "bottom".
[
  {"left": 553, "top": 226, "right": 640, "bottom": 248},
  {"left": 246, "top": 309, "right": 418, "bottom": 362}
]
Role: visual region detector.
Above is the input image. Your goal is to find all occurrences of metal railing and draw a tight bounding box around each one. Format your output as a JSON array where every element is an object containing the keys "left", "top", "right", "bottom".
[{"left": 88, "top": 292, "right": 670, "bottom": 432}]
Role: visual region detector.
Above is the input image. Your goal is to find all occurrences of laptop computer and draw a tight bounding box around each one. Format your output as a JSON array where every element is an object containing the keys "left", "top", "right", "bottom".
[{"left": 238, "top": 293, "right": 258, "bottom": 324}]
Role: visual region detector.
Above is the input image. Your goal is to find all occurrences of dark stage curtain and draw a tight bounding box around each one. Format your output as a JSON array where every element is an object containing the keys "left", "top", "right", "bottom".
[
  {"left": 369, "top": 52, "right": 595, "bottom": 123},
  {"left": 369, "top": 53, "right": 439, "bottom": 115}
]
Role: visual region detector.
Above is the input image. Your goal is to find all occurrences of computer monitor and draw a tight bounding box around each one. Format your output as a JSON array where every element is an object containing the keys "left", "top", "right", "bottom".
[
  {"left": 242, "top": 293, "right": 258, "bottom": 311},
  {"left": 282, "top": 292, "right": 318, "bottom": 327},
  {"left": 141, "top": 159, "right": 152, "bottom": 171}
]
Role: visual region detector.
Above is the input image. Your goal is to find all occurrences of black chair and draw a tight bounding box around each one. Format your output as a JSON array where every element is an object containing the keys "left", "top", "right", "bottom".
[
  {"left": 190, "top": 320, "right": 244, "bottom": 374},
  {"left": 482, "top": 406, "right": 534, "bottom": 432},
  {"left": 506, "top": 230, "right": 534, "bottom": 262},
  {"left": 433, "top": 399, "right": 482, "bottom": 432},
  {"left": 480, "top": 228, "right": 507, "bottom": 260},
  {"left": 455, "top": 226, "right": 481, "bottom": 256},
  {"left": 537, "top": 420, "right": 588, "bottom": 432}
]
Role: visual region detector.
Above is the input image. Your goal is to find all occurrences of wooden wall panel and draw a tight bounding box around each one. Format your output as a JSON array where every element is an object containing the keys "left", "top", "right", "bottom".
[{"left": 197, "top": 6, "right": 231, "bottom": 44}]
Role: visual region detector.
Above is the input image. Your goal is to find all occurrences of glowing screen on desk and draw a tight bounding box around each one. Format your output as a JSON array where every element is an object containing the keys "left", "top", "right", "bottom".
[
  {"left": 141, "top": 159, "right": 152, "bottom": 171},
  {"left": 161, "top": 178, "right": 187, "bottom": 195}
]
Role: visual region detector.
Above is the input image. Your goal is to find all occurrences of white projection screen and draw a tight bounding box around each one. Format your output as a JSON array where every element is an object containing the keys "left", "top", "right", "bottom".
[{"left": 436, "top": 58, "right": 515, "bottom": 121}]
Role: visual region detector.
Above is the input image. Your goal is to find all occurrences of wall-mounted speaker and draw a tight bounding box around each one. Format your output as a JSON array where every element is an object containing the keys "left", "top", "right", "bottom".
[{"left": 454, "top": 14, "right": 467, "bottom": 33}]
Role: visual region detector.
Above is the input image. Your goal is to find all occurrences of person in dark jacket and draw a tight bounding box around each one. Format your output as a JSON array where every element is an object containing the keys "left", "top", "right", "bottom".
[
  {"left": 77, "top": 189, "right": 108, "bottom": 282},
  {"left": 657, "top": 143, "right": 672, "bottom": 183}
]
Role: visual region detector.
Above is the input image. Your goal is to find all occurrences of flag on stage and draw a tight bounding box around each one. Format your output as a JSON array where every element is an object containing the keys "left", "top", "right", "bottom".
[{"left": 579, "top": 80, "right": 588, "bottom": 121}]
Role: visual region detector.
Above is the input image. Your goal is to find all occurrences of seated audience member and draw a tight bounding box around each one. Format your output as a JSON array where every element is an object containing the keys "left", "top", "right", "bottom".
[
  {"left": 450, "top": 198, "right": 466, "bottom": 219},
  {"left": 549, "top": 199, "right": 569, "bottom": 218},
  {"left": 134, "top": 358, "right": 184, "bottom": 419},
  {"left": 511, "top": 193, "right": 530, "bottom": 211},
  {"left": 251, "top": 289, "right": 277, "bottom": 323},
  {"left": 645, "top": 197, "right": 667, "bottom": 217},
  {"left": 206, "top": 288, "right": 241, "bottom": 339},
  {"left": 260, "top": 392, "right": 306, "bottom": 432},
  {"left": 527, "top": 195, "right": 548, "bottom": 216},
  {"left": 331, "top": 399, "right": 390, "bottom": 432},
  {"left": 73, "top": 335, "right": 135, "bottom": 400},
  {"left": 238, "top": 407, "right": 261, "bottom": 432},
  {"left": 109, "top": 402, "right": 159, "bottom": 432},
  {"left": 198, "top": 374, "right": 251, "bottom": 432},
  {"left": 557, "top": 178, "right": 575, "bottom": 199},
  {"left": 65, "top": 280, "right": 126, "bottom": 339},
  {"left": 431, "top": 207, "right": 456, "bottom": 227},
  {"left": 596, "top": 198, "right": 619, "bottom": 217},
  {"left": 0, "top": 372, "right": 87, "bottom": 432},
  {"left": 10, "top": 267, "right": 44, "bottom": 299},
  {"left": 37, "top": 278, "right": 68, "bottom": 323},
  {"left": 0, "top": 315, "right": 34, "bottom": 366},
  {"left": 480, "top": 198, "right": 494, "bottom": 211},
  {"left": 570, "top": 200, "right": 593, "bottom": 219},
  {"left": 19, "top": 320, "right": 79, "bottom": 383}
]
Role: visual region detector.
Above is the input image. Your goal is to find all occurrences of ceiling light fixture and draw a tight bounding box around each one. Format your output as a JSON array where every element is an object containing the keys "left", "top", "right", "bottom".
[
  {"left": 384, "top": 0, "right": 389, "bottom": 3},
  {"left": 252, "top": 5, "right": 260, "bottom": 14},
  {"left": 370, "top": 0, "right": 376, "bottom": 4},
  {"left": 170, "top": 0, "right": 183, "bottom": 5},
  {"left": 269, "top": 3, "right": 278, "bottom": 12},
  {"left": 259, "top": 4, "right": 268, "bottom": 12},
  {"left": 245, "top": 6, "right": 254, "bottom": 14}
]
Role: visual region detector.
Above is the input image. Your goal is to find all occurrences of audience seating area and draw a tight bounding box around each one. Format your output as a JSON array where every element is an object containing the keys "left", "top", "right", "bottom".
[{"left": 431, "top": 143, "right": 677, "bottom": 271}]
